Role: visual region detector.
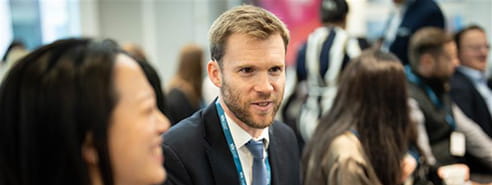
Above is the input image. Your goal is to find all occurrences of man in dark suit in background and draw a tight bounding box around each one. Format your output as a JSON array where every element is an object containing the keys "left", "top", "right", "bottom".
[
  {"left": 381, "top": 0, "right": 445, "bottom": 65},
  {"left": 162, "top": 5, "right": 300, "bottom": 185},
  {"left": 407, "top": 27, "right": 492, "bottom": 180},
  {"left": 450, "top": 25, "right": 492, "bottom": 137}
]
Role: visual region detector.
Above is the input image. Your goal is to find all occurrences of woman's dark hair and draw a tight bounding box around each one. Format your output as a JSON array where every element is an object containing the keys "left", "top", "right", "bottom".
[
  {"left": 121, "top": 43, "right": 168, "bottom": 117},
  {"left": 302, "top": 49, "right": 417, "bottom": 185},
  {"left": 0, "top": 38, "right": 122, "bottom": 185},
  {"left": 320, "top": 0, "right": 349, "bottom": 24},
  {"left": 134, "top": 59, "right": 168, "bottom": 116}
]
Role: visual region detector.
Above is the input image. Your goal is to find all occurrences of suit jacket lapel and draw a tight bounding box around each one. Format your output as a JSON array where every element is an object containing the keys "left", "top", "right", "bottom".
[
  {"left": 203, "top": 103, "right": 240, "bottom": 185},
  {"left": 268, "top": 124, "right": 282, "bottom": 185}
]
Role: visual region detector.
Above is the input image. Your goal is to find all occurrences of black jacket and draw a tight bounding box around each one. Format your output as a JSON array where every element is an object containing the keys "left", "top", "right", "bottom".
[{"left": 162, "top": 102, "right": 300, "bottom": 185}]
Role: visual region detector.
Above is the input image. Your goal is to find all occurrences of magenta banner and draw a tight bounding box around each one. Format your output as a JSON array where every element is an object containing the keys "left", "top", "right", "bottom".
[{"left": 258, "top": 0, "right": 322, "bottom": 65}]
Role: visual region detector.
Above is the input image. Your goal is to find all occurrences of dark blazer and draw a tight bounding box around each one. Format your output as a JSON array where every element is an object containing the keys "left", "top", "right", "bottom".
[
  {"left": 389, "top": 0, "right": 445, "bottom": 65},
  {"left": 162, "top": 102, "right": 300, "bottom": 185},
  {"left": 166, "top": 88, "right": 200, "bottom": 126},
  {"left": 450, "top": 70, "right": 492, "bottom": 137}
]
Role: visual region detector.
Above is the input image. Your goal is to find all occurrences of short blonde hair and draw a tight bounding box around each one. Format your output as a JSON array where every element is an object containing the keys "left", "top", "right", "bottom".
[{"left": 209, "top": 5, "right": 290, "bottom": 65}]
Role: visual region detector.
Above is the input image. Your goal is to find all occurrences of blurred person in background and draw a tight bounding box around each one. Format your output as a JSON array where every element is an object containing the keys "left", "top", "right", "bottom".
[
  {"left": 450, "top": 25, "right": 492, "bottom": 138},
  {"left": 1, "top": 40, "right": 26, "bottom": 64},
  {"left": 122, "top": 43, "right": 149, "bottom": 63},
  {"left": 302, "top": 50, "right": 417, "bottom": 185},
  {"left": 166, "top": 44, "right": 204, "bottom": 125},
  {"left": 122, "top": 43, "right": 169, "bottom": 117},
  {"left": 283, "top": 0, "right": 369, "bottom": 147},
  {"left": 407, "top": 27, "right": 492, "bottom": 183},
  {"left": 0, "top": 40, "right": 29, "bottom": 84},
  {"left": 380, "top": 0, "right": 445, "bottom": 65},
  {"left": 0, "top": 38, "right": 170, "bottom": 185}
]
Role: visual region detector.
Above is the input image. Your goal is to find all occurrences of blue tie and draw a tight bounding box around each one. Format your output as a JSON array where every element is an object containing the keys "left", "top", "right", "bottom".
[{"left": 245, "top": 140, "right": 267, "bottom": 185}]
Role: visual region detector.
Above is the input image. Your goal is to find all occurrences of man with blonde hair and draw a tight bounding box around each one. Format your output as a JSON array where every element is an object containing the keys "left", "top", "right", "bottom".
[{"left": 162, "top": 5, "right": 300, "bottom": 185}]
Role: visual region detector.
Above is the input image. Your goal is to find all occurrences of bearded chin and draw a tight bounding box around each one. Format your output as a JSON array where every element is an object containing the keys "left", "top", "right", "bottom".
[
  {"left": 223, "top": 95, "right": 277, "bottom": 129},
  {"left": 220, "top": 84, "right": 281, "bottom": 129}
]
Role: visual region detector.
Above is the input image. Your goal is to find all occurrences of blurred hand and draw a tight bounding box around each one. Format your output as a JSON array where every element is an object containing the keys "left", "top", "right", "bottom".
[
  {"left": 437, "top": 164, "right": 470, "bottom": 181},
  {"left": 401, "top": 154, "right": 417, "bottom": 183}
]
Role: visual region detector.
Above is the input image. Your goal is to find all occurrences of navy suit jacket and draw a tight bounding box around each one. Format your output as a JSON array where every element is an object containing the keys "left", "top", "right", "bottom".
[
  {"left": 389, "top": 0, "right": 445, "bottom": 65},
  {"left": 450, "top": 70, "right": 492, "bottom": 137},
  {"left": 162, "top": 102, "right": 300, "bottom": 185}
]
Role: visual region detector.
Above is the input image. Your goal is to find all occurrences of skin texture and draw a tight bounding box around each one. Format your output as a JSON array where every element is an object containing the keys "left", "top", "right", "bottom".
[
  {"left": 458, "top": 29, "right": 489, "bottom": 71},
  {"left": 432, "top": 41, "right": 460, "bottom": 81},
  {"left": 208, "top": 33, "right": 286, "bottom": 138},
  {"left": 106, "top": 54, "right": 170, "bottom": 185}
]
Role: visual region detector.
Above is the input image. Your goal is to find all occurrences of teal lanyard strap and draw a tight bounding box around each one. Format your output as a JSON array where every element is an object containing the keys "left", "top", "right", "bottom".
[
  {"left": 405, "top": 66, "right": 456, "bottom": 130},
  {"left": 215, "top": 100, "right": 271, "bottom": 185}
]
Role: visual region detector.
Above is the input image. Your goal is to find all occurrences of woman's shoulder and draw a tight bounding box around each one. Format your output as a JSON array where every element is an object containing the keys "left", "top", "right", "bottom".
[
  {"left": 324, "top": 132, "right": 383, "bottom": 185},
  {"left": 329, "top": 132, "right": 365, "bottom": 162}
]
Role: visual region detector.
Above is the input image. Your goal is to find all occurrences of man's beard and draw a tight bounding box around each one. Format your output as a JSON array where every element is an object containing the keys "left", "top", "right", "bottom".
[
  {"left": 221, "top": 80, "right": 282, "bottom": 129},
  {"left": 424, "top": 76, "right": 450, "bottom": 93}
]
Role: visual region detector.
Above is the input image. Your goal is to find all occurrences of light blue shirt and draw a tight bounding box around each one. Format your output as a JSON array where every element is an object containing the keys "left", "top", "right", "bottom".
[{"left": 457, "top": 66, "right": 492, "bottom": 117}]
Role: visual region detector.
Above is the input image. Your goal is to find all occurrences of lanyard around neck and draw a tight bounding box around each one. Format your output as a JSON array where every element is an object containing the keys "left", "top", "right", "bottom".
[
  {"left": 405, "top": 66, "right": 456, "bottom": 130},
  {"left": 215, "top": 100, "right": 271, "bottom": 185}
]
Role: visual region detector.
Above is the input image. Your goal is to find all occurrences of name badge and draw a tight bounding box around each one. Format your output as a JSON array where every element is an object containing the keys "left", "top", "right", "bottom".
[{"left": 450, "top": 132, "right": 466, "bottom": 157}]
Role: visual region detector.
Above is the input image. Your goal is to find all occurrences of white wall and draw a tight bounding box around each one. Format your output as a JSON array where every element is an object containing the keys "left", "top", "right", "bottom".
[
  {"left": 78, "top": 0, "right": 230, "bottom": 86},
  {"left": 78, "top": 0, "right": 492, "bottom": 81}
]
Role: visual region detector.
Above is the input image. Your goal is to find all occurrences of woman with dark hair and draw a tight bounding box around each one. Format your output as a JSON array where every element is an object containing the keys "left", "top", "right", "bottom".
[
  {"left": 302, "top": 50, "right": 417, "bottom": 185},
  {"left": 121, "top": 43, "right": 169, "bottom": 117},
  {"left": 0, "top": 38, "right": 170, "bottom": 185},
  {"left": 166, "top": 44, "right": 203, "bottom": 125}
]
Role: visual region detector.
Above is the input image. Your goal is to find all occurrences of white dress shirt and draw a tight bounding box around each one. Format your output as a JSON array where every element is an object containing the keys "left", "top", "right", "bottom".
[{"left": 225, "top": 112, "right": 270, "bottom": 185}]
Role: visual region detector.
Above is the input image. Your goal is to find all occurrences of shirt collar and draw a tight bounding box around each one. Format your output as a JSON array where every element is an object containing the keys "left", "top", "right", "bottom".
[
  {"left": 458, "top": 66, "right": 486, "bottom": 82},
  {"left": 224, "top": 111, "right": 270, "bottom": 149}
]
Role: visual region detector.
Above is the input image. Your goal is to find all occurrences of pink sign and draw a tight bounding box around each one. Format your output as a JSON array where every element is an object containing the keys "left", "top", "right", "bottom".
[{"left": 259, "top": 0, "right": 322, "bottom": 65}]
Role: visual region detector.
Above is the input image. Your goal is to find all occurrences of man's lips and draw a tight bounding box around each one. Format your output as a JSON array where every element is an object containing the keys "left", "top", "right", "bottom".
[{"left": 251, "top": 101, "right": 274, "bottom": 111}]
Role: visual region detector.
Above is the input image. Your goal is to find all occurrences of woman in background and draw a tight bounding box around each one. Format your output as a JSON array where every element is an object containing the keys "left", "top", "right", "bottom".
[
  {"left": 122, "top": 43, "right": 169, "bottom": 117},
  {"left": 167, "top": 44, "right": 203, "bottom": 125},
  {"left": 302, "top": 50, "right": 417, "bottom": 185},
  {"left": 0, "top": 38, "right": 169, "bottom": 185}
]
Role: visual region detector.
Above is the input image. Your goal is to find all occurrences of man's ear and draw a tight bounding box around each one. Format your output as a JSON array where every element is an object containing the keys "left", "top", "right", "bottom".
[
  {"left": 207, "top": 60, "right": 222, "bottom": 88},
  {"left": 82, "top": 133, "right": 98, "bottom": 165}
]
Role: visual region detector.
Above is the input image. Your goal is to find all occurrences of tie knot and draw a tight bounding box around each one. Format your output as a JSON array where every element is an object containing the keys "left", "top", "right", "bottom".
[{"left": 245, "top": 139, "right": 265, "bottom": 159}]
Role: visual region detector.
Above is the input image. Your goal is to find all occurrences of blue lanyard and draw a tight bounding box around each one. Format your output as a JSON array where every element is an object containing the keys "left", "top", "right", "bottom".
[
  {"left": 215, "top": 100, "right": 271, "bottom": 185},
  {"left": 405, "top": 66, "right": 456, "bottom": 130}
]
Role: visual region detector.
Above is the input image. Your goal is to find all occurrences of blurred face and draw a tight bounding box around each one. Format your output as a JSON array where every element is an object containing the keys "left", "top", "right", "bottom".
[
  {"left": 432, "top": 41, "right": 459, "bottom": 80},
  {"left": 109, "top": 54, "right": 170, "bottom": 185},
  {"left": 212, "top": 33, "right": 286, "bottom": 129},
  {"left": 458, "top": 29, "right": 489, "bottom": 71}
]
